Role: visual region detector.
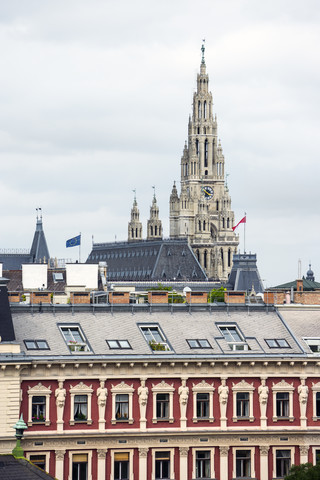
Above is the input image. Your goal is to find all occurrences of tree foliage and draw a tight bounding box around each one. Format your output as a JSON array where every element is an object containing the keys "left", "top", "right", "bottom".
[
  {"left": 208, "top": 286, "right": 226, "bottom": 303},
  {"left": 285, "top": 462, "right": 320, "bottom": 480}
]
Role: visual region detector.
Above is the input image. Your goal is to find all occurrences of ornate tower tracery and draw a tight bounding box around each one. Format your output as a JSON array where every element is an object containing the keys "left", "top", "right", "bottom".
[
  {"left": 147, "top": 190, "right": 162, "bottom": 241},
  {"left": 169, "top": 44, "right": 239, "bottom": 281},
  {"left": 128, "top": 193, "right": 143, "bottom": 242}
]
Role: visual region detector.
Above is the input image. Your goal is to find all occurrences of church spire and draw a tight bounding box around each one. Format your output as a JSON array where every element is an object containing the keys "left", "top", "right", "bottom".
[
  {"left": 147, "top": 187, "right": 162, "bottom": 241},
  {"left": 128, "top": 191, "right": 143, "bottom": 242},
  {"left": 30, "top": 209, "right": 50, "bottom": 263}
]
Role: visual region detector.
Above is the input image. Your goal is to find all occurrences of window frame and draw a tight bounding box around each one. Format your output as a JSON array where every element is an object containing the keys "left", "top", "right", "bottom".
[
  {"left": 312, "top": 447, "right": 320, "bottom": 465},
  {"left": 232, "top": 380, "right": 255, "bottom": 422},
  {"left": 303, "top": 337, "right": 320, "bottom": 353},
  {"left": 192, "top": 448, "right": 215, "bottom": 479},
  {"left": 273, "top": 447, "right": 294, "bottom": 479},
  {"left": 312, "top": 382, "right": 320, "bottom": 421},
  {"left": 192, "top": 380, "right": 215, "bottom": 423},
  {"left": 69, "top": 450, "right": 92, "bottom": 480},
  {"left": 24, "top": 339, "right": 50, "bottom": 350},
  {"left": 27, "top": 383, "right": 52, "bottom": 426},
  {"left": 233, "top": 447, "right": 255, "bottom": 479},
  {"left": 139, "top": 324, "right": 171, "bottom": 352},
  {"left": 265, "top": 338, "right": 290, "bottom": 349},
  {"left": 152, "top": 381, "right": 175, "bottom": 423},
  {"left": 59, "top": 325, "right": 91, "bottom": 354},
  {"left": 272, "top": 380, "right": 295, "bottom": 422},
  {"left": 106, "top": 339, "right": 132, "bottom": 350},
  {"left": 217, "top": 324, "right": 249, "bottom": 351},
  {"left": 26, "top": 452, "right": 49, "bottom": 472},
  {"left": 111, "top": 381, "right": 134, "bottom": 424},
  {"left": 110, "top": 450, "right": 133, "bottom": 480},
  {"left": 187, "top": 339, "right": 212, "bottom": 349},
  {"left": 152, "top": 449, "right": 175, "bottom": 480},
  {"left": 69, "top": 382, "right": 93, "bottom": 425}
]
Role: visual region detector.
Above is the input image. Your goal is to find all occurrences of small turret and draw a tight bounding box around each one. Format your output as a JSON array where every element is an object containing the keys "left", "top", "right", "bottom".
[
  {"left": 147, "top": 188, "right": 162, "bottom": 241},
  {"left": 30, "top": 208, "right": 50, "bottom": 263},
  {"left": 128, "top": 191, "right": 143, "bottom": 242}
]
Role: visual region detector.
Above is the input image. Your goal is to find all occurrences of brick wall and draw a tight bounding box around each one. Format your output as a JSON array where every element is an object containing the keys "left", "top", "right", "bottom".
[
  {"left": 148, "top": 291, "right": 169, "bottom": 304},
  {"left": 108, "top": 292, "right": 130, "bottom": 304},
  {"left": 30, "top": 292, "right": 51, "bottom": 304},
  {"left": 224, "top": 291, "right": 246, "bottom": 304},
  {"left": 70, "top": 292, "right": 90, "bottom": 304},
  {"left": 186, "top": 292, "right": 207, "bottom": 303},
  {"left": 8, "top": 293, "right": 20, "bottom": 303}
]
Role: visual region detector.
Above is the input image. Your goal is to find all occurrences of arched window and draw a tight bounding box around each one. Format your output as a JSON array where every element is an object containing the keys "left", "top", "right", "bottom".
[
  {"left": 203, "top": 220, "right": 206, "bottom": 230},
  {"left": 222, "top": 218, "right": 225, "bottom": 229},
  {"left": 227, "top": 218, "right": 230, "bottom": 228},
  {"left": 197, "top": 127, "right": 200, "bottom": 134},
  {"left": 159, "top": 226, "right": 161, "bottom": 235},
  {"left": 155, "top": 226, "right": 157, "bottom": 236},
  {"left": 196, "top": 139, "right": 199, "bottom": 155},
  {"left": 204, "top": 250, "right": 207, "bottom": 269},
  {"left": 136, "top": 228, "right": 138, "bottom": 237},
  {"left": 204, "top": 101, "right": 207, "bottom": 119},
  {"left": 196, "top": 249, "right": 200, "bottom": 262},
  {"left": 150, "top": 226, "right": 153, "bottom": 236},
  {"left": 204, "top": 140, "right": 208, "bottom": 167},
  {"left": 228, "top": 249, "right": 231, "bottom": 267},
  {"left": 221, "top": 248, "right": 224, "bottom": 268},
  {"left": 131, "top": 228, "right": 134, "bottom": 238},
  {"left": 205, "top": 170, "right": 208, "bottom": 176},
  {"left": 198, "top": 220, "right": 201, "bottom": 231},
  {"left": 198, "top": 101, "right": 201, "bottom": 118},
  {"left": 216, "top": 200, "right": 219, "bottom": 211}
]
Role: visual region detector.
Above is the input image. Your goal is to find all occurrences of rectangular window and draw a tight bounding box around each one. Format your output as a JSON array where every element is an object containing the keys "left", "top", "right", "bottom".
[
  {"left": 187, "top": 339, "right": 211, "bottom": 349},
  {"left": 316, "top": 449, "right": 320, "bottom": 464},
  {"left": 276, "top": 392, "right": 289, "bottom": 417},
  {"left": 236, "top": 392, "right": 249, "bottom": 418},
  {"left": 106, "top": 340, "right": 131, "bottom": 349},
  {"left": 115, "top": 394, "right": 129, "bottom": 420},
  {"left": 32, "top": 396, "right": 46, "bottom": 422},
  {"left": 72, "top": 454, "right": 88, "bottom": 480},
  {"left": 197, "top": 393, "right": 209, "bottom": 419},
  {"left": 276, "top": 450, "right": 291, "bottom": 478},
  {"left": 140, "top": 326, "right": 170, "bottom": 351},
  {"left": 304, "top": 338, "right": 320, "bottom": 353},
  {"left": 156, "top": 393, "right": 169, "bottom": 419},
  {"left": 24, "top": 340, "right": 49, "bottom": 350},
  {"left": 155, "top": 451, "right": 170, "bottom": 479},
  {"left": 60, "top": 326, "right": 90, "bottom": 353},
  {"left": 196, "top": 451, "right": 210, "bottom": 478},
  {"left": 236, "top": 450, "right": 251, "bottom": 478},
  {"left": 114, "top": 452, "right": 129, "bottom": 480},
  {"left": 316, "top": 392, "right": 320, "bottom": 417},
  {"left": 29, "top": 455, "right": 46, "bottom": 471},
  {"left": 218, "top": 324, "right": 249, "bottom": 350},
  {"left": 74, "top": 395, "right": 88, "bottom": 421},
  {"left": 265, "top": 339, "right": 290, "bottom": 348}
]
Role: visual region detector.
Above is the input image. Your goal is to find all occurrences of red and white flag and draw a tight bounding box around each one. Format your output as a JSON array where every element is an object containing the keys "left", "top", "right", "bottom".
[{"left": 232, "top": 216, "right": 246, "bottom": 231}]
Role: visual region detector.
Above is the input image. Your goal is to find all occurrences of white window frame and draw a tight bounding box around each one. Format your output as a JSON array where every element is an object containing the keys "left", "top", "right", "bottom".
[
  {"left": 192, "top": 447, "right": 215, "bottom": 479},
  {"left": 110, "top": 449, "right": 134, "bottom": 480},
  {"left": 272, "top": 380, "right": 294, "bottom": 422},
  {"left": 27, "top": 383, "right": 52, "bottom": 426},
  {"left": 69, "top": 382, "right": 93, "bottom": 425},
  {"left": 68, "top": 450, "right": 92, "bottom": 480},
  {"left": 232, "top": 447, "right": 255, "bottom": 479},
  {"left": 312, "top": 382, "right": 320, "bottom": 421},
  {"left": 152, "top": 448, "right": 175, "bottom": 480},
  {"left": 303, "top": 337, "right": 320, "bottom": 353},
  {"left": 26, "top": 452, "right": 50, "bottom": 472},
  {"left": 59, "top": 325, "right": 91, "bottom": 354},
  {"left": 192, "top": 380, "right": 215, "bottom": 423},
  {"left": 272, "top": 447, "right": 294, "bottom": 479},
  {"left": 218, "top": 324, "right": 249, "bottom": 351},
  {"left": 140, "top": 325, "right": 171, "bottom": 352},
  {"left": 312, "top": 447, "right": 320, "bottom": 465},
  {"left": 111, "top": 381, "right": 134, "bottom": 424},
  {"left": 152, "top": 381, "right": 175, "bottom": 423},
  {"left": 232, "top": 380, "right": 255, "bottom": 422}
]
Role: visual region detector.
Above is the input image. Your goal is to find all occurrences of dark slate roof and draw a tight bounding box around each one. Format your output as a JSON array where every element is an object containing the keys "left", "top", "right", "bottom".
[
  {"left": 4, "top": 269, "right": 66, "bottom": 293},
  {"left": 0, "top": 254, "right": 32, "bottom": 271},
  {"left": 0, "top": 455, "right": 55, "bottom": 480},
  {"left": 30, "top": 219, "right": 50, "bottom": 263},
  {"left": 0, "top": 281, "right": 15, "bottom": 341},
  {"left": 272, "top": 278, "right": 320, "bottom": 291},
  {"left": 87, "top": 239, "right": 207, "bottom": 281},
  {"left": 227, "top": 253, "right": 264, "bottom": 293}
]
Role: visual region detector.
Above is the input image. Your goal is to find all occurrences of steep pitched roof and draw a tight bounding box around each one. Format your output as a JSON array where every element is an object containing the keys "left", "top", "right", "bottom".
[
  {"left": 30, "top": 219, "right": 50, "bottom": 263},
  {"left": 0, "top": 455, "right": 55, "bottom": 480}
]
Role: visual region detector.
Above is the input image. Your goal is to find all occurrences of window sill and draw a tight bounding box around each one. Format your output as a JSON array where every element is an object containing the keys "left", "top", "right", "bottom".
[
  {"left": 193, "top": 417, "right": 214, "bottom": 423},
  {"left": 152, "top": 418, "right": 174, "bottom": 423},
  {"left": 111, "top": 419, "right": 134, "bottom": 424},
  {"left": 232, "top": 416, "right": 255, "bottom": 422},
  {"left": 312, "top": 416, "right": 320, "bottom": 421},
  {"left": 272, "top": 416, "right": 294, "bottom": 422},
  {"left": 70, "top": 420, "right": 92, "bottom": 425},
  {"left": 28, "top": 421, "right": 50, "bottom": 427}
]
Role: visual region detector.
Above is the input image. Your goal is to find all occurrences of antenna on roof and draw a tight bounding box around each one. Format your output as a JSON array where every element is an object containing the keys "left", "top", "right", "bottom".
[{"left": 298, "top": 258, "right": 302, "bottom": 279}]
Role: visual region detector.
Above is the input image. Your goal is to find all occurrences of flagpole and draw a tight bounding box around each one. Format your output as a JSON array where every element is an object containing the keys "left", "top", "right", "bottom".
[
  {"left": 79, "top": 232, "right": 81, "bottom": 263},
  {"left": 244, "top": 212, "right": 246, "bottom": 254}
]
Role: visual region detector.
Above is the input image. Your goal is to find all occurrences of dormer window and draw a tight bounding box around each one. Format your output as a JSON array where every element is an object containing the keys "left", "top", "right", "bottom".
[
  {"left": 218, "top": 325, "right": 250, "bottom": 351},
  {"left": 60, "top": 326, "right": 91, "bottom": 353},
  {"left": 140, "top": 325, "right": 171, "bottom": 352}
]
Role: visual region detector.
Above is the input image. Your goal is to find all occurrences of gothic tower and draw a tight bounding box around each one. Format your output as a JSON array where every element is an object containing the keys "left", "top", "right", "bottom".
[
  {"left": 147, "top": 190, "right": 162, "bottom": 241},
  {"left": 169, "top": 44, "right": 239, "bottom": 281},
  {"left": 128, "top": 193, "right": 143, "bottom": 242}
]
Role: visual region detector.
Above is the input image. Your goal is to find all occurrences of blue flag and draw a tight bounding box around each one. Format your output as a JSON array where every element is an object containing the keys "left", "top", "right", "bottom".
[{"left": 66, "top": 235, "right": 81, "bottom": 248}]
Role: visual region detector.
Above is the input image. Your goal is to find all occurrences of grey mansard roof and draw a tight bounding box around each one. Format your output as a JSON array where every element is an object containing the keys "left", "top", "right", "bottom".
[
  {"left": 11, "top": 306, "right": 304, "bottom": 359},
  {"left": 87, "top": 239, "right": 207, "bottom": 282}
]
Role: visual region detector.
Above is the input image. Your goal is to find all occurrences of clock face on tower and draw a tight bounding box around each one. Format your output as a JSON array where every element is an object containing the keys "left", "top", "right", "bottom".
[{"left": 201, "top": 186, "right": 214, "bottom": 200}]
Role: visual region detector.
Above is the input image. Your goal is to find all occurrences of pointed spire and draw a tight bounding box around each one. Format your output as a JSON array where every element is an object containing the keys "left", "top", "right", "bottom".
[
  {"left": 201, "top": 39, "right": 206, "bottom": 64},
  {"left": 30, "top": 211, "right": 50, "bottom": 262}
]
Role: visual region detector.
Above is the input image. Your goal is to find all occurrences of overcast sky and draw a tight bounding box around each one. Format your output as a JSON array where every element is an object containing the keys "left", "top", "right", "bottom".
[{"left": 0, "top": 0, "right": 319, "bottom": 287}]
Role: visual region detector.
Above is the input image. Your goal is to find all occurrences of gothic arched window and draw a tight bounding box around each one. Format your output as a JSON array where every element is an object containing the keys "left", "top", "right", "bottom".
[
  {"left": 204, "top": 101, "right": 207, "bottom": 119},
  {"left": 216, "top": 200, "right": 219, "bottom": 211},
  {"left": 196, "top": 249, "right": 200, "bottom": 262},
  {"left": 198, "top": 101, "right": 201, "bottom": 118},
  {"left": 203, "top": 220, "right": 206, "bottom": 230},
  {"left": 204, "top": 250, "right": 207, "bottom": 269},
  {"left": 227, "top": 218, "right": 230, "bottom": 228},
  {"left": 155, "top": 226, "right": 157, "bottom": 236},
  {"left": 150, "top": 226, "right": 153, "bottom": 236},
  {"left": 198, "top": 220, "right": 201, "bottom": 231},
  {"left": 222, "top": 218, "right": 225, "bottom": 229},
  {"left": 136, "top": 228, "right": 138, "bottom": 237},
  {"left": 228, "top": 249, "right": 231, "bottom": 267},
  {"left": 221, "top": 248, "right": 224, "bottom": 268},
  {"left": 204, "top": 139, "right": 208, "bottom": 167},
  {"left": 196, "top": 139, "right": 199, "bottom": 155}
]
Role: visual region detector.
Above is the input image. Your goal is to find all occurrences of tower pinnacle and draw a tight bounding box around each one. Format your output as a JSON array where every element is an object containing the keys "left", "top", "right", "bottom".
[{"left": 201, "top": 39, "right": 206, "bottom": 64}]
